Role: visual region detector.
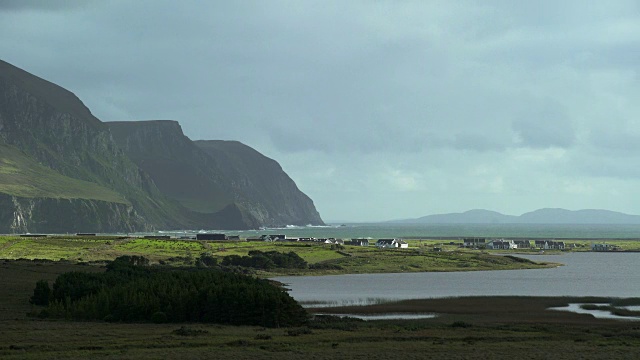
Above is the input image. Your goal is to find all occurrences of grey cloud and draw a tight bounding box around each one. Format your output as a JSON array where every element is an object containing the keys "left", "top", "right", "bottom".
[
  {"left": 2, "top": 1, "right": 640, "bottom": 220},
  {"left": 452, "top": 133, "right": 508, "bottom": 152},
  {"left": 588, "top": 126, "right": 640, "bottom": 155},
  {"left": 0, "top": 0, "right": 92, "bottom": 11},
  {"left": 511, "top": 100, "right": 575, "bottom": 148}
]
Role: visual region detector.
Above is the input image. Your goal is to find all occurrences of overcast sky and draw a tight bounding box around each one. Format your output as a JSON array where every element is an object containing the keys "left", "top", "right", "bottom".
[{"left": 2, "top": 1, "right": 640, "bottom": 222}]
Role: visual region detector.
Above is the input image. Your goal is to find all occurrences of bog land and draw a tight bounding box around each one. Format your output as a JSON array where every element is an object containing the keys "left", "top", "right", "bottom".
[
  {"left": 2, "top": 236, "right": 640, "bottom": 359},
  {"left": 1, "top": 260, "right": 640, "bottom": 359}
]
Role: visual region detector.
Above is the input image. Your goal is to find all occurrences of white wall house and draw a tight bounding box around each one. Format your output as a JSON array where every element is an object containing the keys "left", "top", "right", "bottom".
[
  {"left": 376, "top": 239, "right": 409, "bottom": 248},
  {"left": 486, "top": 239, "right": 517, "bottom": 250}
]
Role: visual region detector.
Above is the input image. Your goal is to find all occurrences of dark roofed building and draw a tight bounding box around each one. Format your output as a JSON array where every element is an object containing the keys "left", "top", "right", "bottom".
[{"left": 196, "top": 233, "right": 226, "bottom": 241}]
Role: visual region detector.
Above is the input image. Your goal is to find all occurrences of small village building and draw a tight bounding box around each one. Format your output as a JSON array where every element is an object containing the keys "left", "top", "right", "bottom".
[
  {"left": 144, "top": 235, "right": 171, "bottom": 240},
  {"left": 534, "top": 240, "right": 565, "bottom": 250},
  {"left": 260, "top": 234, "right": 286, "bottom": 241},
  {"left": 463, "top": 238, "right": 486, "bottom": 248},
  {"left": 486, "top": 239, "right": 516, "bottom": 250},
  {"left": 592, "top": 243, "right": 618, "bottom": 252},
  {"left": 513, "top": 240, "right": 531, "bottom": 248},
  {"left": 376, "top": 238, "right": 409, "bottom": 248},
  {"left": 196, "top": 233, "right": 226, "bottom": 241},
  {"left": 348, "top": 238, "right": 370, "bottom": 246}
]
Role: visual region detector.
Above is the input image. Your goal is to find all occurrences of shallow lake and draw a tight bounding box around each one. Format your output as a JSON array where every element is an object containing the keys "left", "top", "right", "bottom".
[{"left": 273, "top": 253, "right": 640, "bottom": 305}]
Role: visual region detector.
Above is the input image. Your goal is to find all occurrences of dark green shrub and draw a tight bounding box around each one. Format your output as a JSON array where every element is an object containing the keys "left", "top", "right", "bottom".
[
  {"left": 286, "top": 327, "right": 313, "bottom": 336},
  {"left": 451, "top": 321, "right": 472, "bottom": 328},
  {"left": 151, "top": 311, "right": 168, "bottom": 323},
  {"left": 37, "top": 267, "right": 308, "bottom": 327},
  {"left": 172, "top": 326, "right": 209, "bottom": 336},
  {"left": 197, "top": 253, "right": 217, "bottom": 267},
  {"left": 30, "top": 280, "right": 51, "bottom": 306}
]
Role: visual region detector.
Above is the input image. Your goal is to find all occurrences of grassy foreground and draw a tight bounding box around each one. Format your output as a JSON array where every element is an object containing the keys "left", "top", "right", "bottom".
[
  {"left": 0, "top": 235, "right": 560, "bottom": 275},
  {"left": 2, "top": 260, "right": 640, "bottom": 359}
]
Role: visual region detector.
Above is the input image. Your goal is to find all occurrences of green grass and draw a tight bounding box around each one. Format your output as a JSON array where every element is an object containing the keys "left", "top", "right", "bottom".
[
  {"left": 0, "top": 236, "right": 559, "bottom": 274},
  {"left": 0, "top": 143, "right": 129, "bottom": 204}
]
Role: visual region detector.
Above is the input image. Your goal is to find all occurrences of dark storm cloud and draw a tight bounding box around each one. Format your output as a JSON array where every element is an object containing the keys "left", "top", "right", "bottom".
[{"left": 1, "top": 0, "right": 640, "bottom": 220}]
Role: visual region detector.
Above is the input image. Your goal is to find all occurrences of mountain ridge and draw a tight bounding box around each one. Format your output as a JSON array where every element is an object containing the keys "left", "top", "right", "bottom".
[{"left": 392, "top": 208, "right": 640, "bottom": 224}]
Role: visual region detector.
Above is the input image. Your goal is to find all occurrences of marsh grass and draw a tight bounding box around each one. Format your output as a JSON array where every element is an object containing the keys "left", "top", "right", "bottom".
[{"left": 2, "top": 261, "right": 640, "bottom": 359}]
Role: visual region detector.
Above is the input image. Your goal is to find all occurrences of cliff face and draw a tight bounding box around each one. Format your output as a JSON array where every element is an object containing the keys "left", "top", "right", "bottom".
[
  {"left": 195, "top": 140, "right": 324, "bottom": 226},
  {"left": 0, "top": 59, "right": 324, "bottom": 232},
  {"left": 0, "top": 60, "right": 190, "bottom": 232},
  {"left": 0, "top": 194, "right": 145, "bottom": 233},
  {"left": 108, "top": 121, "right": 324, "bottom": 227}
]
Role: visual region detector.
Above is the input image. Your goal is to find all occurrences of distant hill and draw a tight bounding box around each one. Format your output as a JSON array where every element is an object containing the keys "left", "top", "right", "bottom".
[{"left": 393, "top": 208, "right": 640, "bottom": 225}]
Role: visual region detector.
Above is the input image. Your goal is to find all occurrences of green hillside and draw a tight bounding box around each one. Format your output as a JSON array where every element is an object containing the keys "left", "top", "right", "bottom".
[{"left": 0, "top": 143, "right": 128, "bottom": 204}]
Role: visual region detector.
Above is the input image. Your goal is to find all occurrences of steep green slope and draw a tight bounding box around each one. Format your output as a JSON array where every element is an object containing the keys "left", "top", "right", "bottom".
[
  {"left": 0, "top": 143, "right": 127, "bottom": 203},
  {"left": 0, "top": 59, "right": 198, "bottom": 231}
]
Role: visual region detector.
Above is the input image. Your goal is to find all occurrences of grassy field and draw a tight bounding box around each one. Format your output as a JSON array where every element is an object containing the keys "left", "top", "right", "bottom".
[
  {"left": 1, "top": 260, "right": 640, "bottom": 359},
  {"left": 0, "top": 235, "right": 562, "bottom": 275}
]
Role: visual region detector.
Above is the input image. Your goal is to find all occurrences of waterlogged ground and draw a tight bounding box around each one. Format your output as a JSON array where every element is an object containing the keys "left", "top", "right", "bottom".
[{"left": 2, "top": 261, "right": 640, "bottom": 359}]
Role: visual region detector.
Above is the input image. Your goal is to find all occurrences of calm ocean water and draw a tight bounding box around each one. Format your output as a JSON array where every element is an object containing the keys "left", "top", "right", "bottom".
[{"left": 157, "top": 223, "right": 640, "bottom": 239}]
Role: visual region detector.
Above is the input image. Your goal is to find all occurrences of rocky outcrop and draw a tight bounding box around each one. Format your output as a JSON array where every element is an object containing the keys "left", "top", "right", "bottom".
[{"left": 0, "top": 194, "right": 147, "bottom": 233}]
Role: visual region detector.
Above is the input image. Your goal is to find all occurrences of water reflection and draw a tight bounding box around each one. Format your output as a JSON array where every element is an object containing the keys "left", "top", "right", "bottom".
[
  {"left": 549, "top": 303, "right": 640, "bottom": 321},
  {"left": 315, "top": 313, "right": 437, "bottom": 321}
]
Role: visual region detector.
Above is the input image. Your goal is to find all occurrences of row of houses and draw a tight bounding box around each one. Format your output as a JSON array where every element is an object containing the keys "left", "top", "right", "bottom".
[
  {"left": 255, "top": 235, "right": 409, "bottom": 248},
  {"left": 464, "top": 238, "right": 566, "bottom": 250},
  {"left": 591, "top": 243, "right": 619, "bottom": 252}
]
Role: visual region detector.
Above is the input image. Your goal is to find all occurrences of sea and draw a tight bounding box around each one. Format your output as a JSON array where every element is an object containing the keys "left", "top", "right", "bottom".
[{"left": 151, "top": 223, "right": 640, "bottom": 240}]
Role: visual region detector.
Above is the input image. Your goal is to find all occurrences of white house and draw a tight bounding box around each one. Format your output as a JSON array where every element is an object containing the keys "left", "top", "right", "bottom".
[
  {"left": 486, "top": 239, "right": 517, "bottom": 250},
  {"left": 376, "top": 238, "right": 409, "bottom": 248}
]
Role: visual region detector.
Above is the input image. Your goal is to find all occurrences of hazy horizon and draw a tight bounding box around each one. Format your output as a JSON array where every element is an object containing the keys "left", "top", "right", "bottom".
[{"left": 2, "top": 1, "right": 640, "bottom": 222}]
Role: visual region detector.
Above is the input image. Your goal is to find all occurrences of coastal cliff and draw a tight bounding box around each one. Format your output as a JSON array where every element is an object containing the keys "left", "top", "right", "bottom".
[
  {"left": 0, "top": 59, "right": 323, "bottom": 232},
  {"left": 195, "top": 140, "right": 324, "bottom": 227},
  {"left": 108, "top": 121, "right": 324, "bottom": 228}
]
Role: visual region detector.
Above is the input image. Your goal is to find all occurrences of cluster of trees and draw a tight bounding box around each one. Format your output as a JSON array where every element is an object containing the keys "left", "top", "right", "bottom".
[
  {"left": 30, "top": 256, "right": 308, "bottom": 327},
  {"left": 221, "top": 250, "right": 307, "bottom": 270}
]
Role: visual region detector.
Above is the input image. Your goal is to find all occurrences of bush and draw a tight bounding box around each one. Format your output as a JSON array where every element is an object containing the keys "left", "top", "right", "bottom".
[
  {"left": 37, "top": 267, "right": 308, "bottom": 327},
  {"left": 197, "top": 253, "right": 218, "bottom": 267},
  {"left": 30, "top": 280, "right": 51, "bottom": 306},
  {"left": 286, "top": 327, "right": 313, "bottom": 336},
  {"left": 151, "top": 311, "right": 168, "bottom": 324},
  {"left": 173, "top": 326, "right": 209, "bottom": 336},
  {"left": 450, "top": 321, "right": 472, "bottom": 328}
]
